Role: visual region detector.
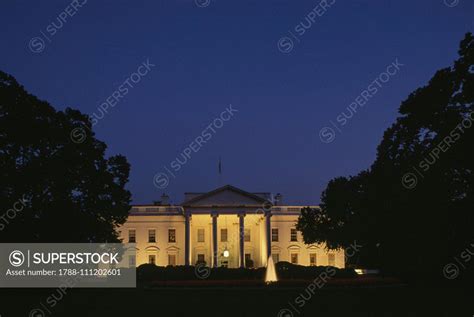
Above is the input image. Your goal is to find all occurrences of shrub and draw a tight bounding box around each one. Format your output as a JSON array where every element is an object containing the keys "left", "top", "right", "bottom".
[{"left": 137, "top": 262, "right": 356, "bottom": 283}]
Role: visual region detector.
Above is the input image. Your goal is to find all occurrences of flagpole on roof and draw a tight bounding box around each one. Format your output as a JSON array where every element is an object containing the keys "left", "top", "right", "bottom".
[{"left": 218, "top": 157, "right": 222, "bottom": 187}]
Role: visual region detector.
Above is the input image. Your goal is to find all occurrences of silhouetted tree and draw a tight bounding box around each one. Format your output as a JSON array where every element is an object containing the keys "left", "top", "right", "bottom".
[
  {"left": 298, "top": 33, "right": 474, "bottom": 278},
  {"left": 0, "top": 71, "right": 131, "bottom": 242}
]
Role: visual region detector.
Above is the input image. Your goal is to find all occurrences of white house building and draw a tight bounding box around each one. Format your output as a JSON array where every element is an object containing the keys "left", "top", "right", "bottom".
[{"left": 119, "top": 185, "right": 345, "bottom": 268}]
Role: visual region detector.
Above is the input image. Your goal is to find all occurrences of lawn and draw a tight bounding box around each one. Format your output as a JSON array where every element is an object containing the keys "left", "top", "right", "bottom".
[{"left": 0, "top": 284, "right": 471, "bottom": 316}]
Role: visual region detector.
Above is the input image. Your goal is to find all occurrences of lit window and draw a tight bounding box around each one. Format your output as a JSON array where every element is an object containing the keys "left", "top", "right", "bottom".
[
  {"left": 168, "top": 229, "right": 176, "bottom": 243},
  {"left": 148, "top": 229, "right": 156, "bottom": 243},
  {"left": 272, "top": 253, "right": 279, "bottom": 264},
  {"left": 128, "top": 229, "right": 136, "bottom": 243},
  {"left": 271, "top": 228, "right": 279, "bottom": 242},
  {"left": 221, "top": 228, "right": 228, "bottom": 242},
  {"left": 148, "top": 254, "right": 156, "bottom": 265},
  {"left": 290, "top": 229, "right": 298, "bottom": 242},
  {"left": 168, "top": 254, "right": 176, "bottom": 266},
  {"left": 328, "top": 253, "right": 335, "bottom": 266},
  {"left": 310, "top": 253, "right": 317, "bottom": 266},
  {"left": 290, "top": 253, "right": 298, "bottom": 264},
  {"left": 197, "top": 228, "right": 205, "bottom": 243},
  {"left": 244, "top": 229, "right": 251, "bottom": 242},
  {"left": 129, "top": 255, "right": 136, "bottom": 267}
]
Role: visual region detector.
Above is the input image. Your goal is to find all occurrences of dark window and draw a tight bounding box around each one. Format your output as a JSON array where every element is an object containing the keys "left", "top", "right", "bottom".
[
  {"left": 271, "top": 228, "right": 279, "bottom": 242},
  {"left": 128, "top": 230, "right": 136, "bottom": 243},
  {"left": 290, "top": 229, "right": 298, "bottom": 242},
  {"left": 148, "top": 229, "right": 156, "bottom": 243},
  {"left": 168, "top": 229, "right": 176, "bottom": 243}
]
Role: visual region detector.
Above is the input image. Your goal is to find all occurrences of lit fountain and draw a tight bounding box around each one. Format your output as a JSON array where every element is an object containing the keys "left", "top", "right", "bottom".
[{"left": 265, "top": 256, "right": 278, "bottom": 284}]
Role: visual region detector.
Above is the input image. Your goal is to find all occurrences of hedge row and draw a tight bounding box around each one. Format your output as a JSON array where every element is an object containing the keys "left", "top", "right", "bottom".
[{"left": 137, "top": 261, "right": 356, "bottom": 282}]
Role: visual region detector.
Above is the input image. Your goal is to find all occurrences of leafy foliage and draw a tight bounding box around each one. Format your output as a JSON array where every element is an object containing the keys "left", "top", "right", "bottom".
[
  {"left": 298, "top": 33, "right": 474, "bottom": 277},
  {"left": 0, "top": 71, "right": 131, "bottom": 242}
]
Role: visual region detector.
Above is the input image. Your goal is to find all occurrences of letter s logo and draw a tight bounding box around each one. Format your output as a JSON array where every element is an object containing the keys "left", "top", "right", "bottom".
[{"left": 9, "top": 250, "right": 25, "bottom": 267}]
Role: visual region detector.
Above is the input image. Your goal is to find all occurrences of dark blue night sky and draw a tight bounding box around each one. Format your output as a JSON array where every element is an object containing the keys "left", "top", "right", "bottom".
[{"left": 1, "top": 0, "right": 473, "bottom": 205}]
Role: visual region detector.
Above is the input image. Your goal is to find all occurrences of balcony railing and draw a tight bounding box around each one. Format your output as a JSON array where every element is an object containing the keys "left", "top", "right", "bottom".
[{"left": 130, "top": 206, "right": 183, "bottom": 213}]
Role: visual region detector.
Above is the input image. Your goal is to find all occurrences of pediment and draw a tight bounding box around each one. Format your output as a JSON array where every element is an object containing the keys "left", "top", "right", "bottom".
[{"left": 183, "top": 185, "right": 269, "bottom": 206}]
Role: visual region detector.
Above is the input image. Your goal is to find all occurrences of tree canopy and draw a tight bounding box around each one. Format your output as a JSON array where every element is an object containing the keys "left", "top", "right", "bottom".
[
  {"left": 0, "top": 71, "right": 131, "bottom": 242},
  {"left": 298, "top": 33, "right": 474, "bottom": 277}
]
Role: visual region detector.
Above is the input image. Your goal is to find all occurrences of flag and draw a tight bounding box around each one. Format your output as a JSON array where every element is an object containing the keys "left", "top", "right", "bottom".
[{"left": 218, "top": 157, "right": 222, "bottom": 175}]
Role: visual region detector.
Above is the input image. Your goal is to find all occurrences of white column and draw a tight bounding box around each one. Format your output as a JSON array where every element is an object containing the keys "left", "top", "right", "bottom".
[
  {"left": 212, "top": 213, "right": 218, "bottom": 268},
  {"left": 265, "top": 213, "right": 272, "bottom": 262},
  {"left": 239, "top": 213, "right": 245, "bottom": 268},
  {"left": 184, "top": 213, "right": 191, "bottom": 266}
]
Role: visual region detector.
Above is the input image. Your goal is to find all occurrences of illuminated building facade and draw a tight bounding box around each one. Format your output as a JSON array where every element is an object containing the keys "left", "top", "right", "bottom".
[{"left": 119, "top": 185, "right": 345, "bottom": 268}]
